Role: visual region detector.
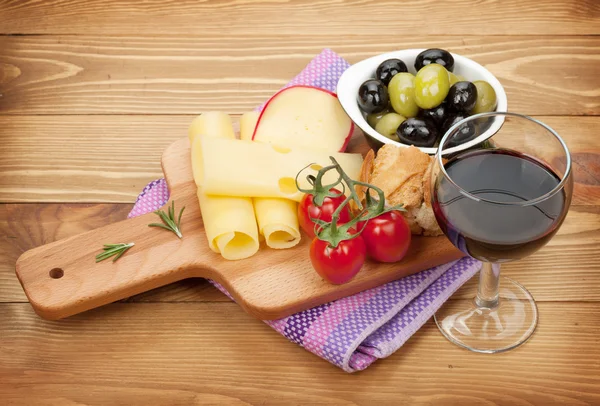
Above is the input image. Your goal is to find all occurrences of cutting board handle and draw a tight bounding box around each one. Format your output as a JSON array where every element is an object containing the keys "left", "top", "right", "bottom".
[{"left": 15, "top": 197, "right": 216, "bottom": 320}]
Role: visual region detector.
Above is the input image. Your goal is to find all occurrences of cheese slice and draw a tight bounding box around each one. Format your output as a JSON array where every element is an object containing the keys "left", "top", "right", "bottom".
[
  {"left": 240, "top": 111, "right": 301, "bottom": 249},
  {"left": 199, "top": 137, "right": 363, "bottom": 202},
  {"left": 189, "top": 113, "right": 259, "bottom": 260},
  {"left": 191, "top": 136, "right": 204, "bottom": 187},
  {"left": 197, "top": 189, "right": 259, "bottom": 260},
  {"left": 253, "top": 197, "right": 301, "bottom": 249},
  {"left": 240, "top": 111, "right": 260, "bottom": 141},
  {"left": 189, "top": 112, "right": 236, "bottom": 143}
]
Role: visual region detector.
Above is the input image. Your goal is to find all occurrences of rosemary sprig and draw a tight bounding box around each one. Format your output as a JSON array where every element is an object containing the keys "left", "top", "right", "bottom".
[
  {"left": 96, "top": 243, "right": 135, "bottom": 263},
  {"left": 148, "top": 201, "right": 185, "bottom": 238}
]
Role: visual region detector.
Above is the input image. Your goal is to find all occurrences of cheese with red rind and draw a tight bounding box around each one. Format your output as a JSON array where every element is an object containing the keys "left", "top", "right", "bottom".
[{"left": 253, "top": 85, "right": 354, "bottom": 152}]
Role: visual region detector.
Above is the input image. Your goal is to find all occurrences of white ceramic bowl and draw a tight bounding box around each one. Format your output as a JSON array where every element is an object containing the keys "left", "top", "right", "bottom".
[{"left": 337, "top": 49, "right": 507, "bottom": 155}]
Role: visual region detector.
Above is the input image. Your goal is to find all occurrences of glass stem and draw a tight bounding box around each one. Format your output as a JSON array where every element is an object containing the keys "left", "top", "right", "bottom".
[{"left": 475, "top": 262, "right": 500, "bottom": 309}]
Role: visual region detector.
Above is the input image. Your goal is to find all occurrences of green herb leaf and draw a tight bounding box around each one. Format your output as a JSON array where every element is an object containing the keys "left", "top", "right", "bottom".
[
  {"left": 149, "top": 201, "right": 185, "bottom": 238},
  {"left": 95, "top": 243, "right": 134, "bottom": 263}
]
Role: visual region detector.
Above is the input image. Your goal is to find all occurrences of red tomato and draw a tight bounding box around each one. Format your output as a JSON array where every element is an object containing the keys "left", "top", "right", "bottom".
[
  {"left": 309, "top": 234, "right": 366, "bottom": 284},
  {"left": 298, "top": 188, "right": 351, "bottom": 238},
  {"left": 358, "top": 210, "right": 411, "bottom": 263}
]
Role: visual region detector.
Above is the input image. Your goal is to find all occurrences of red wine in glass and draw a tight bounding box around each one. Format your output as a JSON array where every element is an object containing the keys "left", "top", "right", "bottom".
[
  {"left": 432, "top": 148, "right": 570, "bottom": 262},
  {"left": 430, "top": 112, "right": 573, "bottom": 354}
]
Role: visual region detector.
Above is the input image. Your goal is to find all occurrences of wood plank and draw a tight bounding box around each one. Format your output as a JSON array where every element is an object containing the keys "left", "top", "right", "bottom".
[
  {"left": 0, "top": 116, "right": 186, "bottom": 202},
  {"left": 1, "top": 115, "right": 598, "bottom": 203},
  {"left": 2, "top": 203, "right": 599, "bottom": 304},
  {"left": 1, "top": 35, "right": 599, "bottom": 115},
  {"left": 0, "top": 0, "right": 598, "bottom": 36},
  {"left": 0, "top": 302, "right": 599, "bottom": 405}
]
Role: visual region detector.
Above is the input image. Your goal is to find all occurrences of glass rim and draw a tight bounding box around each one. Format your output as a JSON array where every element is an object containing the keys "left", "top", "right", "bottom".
[{"left": 436, "top": 112, "right": 572, "bottom": 207}]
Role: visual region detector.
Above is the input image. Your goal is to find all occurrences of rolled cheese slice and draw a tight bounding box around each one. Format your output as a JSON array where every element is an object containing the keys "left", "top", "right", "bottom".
[
  {"left": 189, "top": 113, "right": 259, "bottom": 260},
  {"left": 189, "top": 112, "right": 236, "bottom": 143},
  {"left": 239, "top": 111, "right": 260, "bottom": 141},
  {"left": 252, "top": 197, "right": 301, "bottom": 249},
  {"left": 198, "top": 137, "right": 363, "bottom": 202},
  {"left": 197, "top": 189, "right": 259, "bottom": 260}
]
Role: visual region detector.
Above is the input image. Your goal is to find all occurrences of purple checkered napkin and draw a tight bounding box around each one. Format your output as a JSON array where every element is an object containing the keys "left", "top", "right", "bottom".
[{"left": 129, "top": 49, "right": 480, "bottom": 372}]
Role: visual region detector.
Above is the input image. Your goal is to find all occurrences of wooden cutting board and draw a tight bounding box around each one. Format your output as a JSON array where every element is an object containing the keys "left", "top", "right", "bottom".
[{"left": 15, "top": 137, "right": 463, "bottom": 320}]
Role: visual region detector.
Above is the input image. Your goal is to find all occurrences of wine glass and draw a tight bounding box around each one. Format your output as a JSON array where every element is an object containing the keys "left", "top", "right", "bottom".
[{"left": 430, "top": 112, "right": 573, "bottom": 353}]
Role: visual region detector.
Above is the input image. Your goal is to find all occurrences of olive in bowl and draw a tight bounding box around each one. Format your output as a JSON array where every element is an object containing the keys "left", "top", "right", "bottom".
[
  {"left": 337, "top": 48, "right": 507, "bottom": 155},
  {"left": 376, "top": 58, "right": 408, "bottom": 86},
  {"left": 397, "top": 118, "right": 439, "bottom": 148},
  {"left": 443, "top": 113, "right": 478, "bottom": 148},
  {"left": 415, "top": 48, "right": 455, "bottom": 73},
  {"left": 447, "top": 81, "right": 478, "bottom": 112},
  {"left": 357, "top": 79, "right": 389, "bottom": 114}
]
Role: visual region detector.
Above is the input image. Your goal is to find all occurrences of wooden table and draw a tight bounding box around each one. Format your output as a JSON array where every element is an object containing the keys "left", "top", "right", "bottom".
[{"left": 1, "top": 1, "right": 600, "bottom": 404}]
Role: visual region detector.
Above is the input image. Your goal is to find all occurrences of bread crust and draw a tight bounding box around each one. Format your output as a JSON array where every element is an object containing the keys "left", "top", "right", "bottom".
[{"left": 359, "top": 145, "right": 443, "bottom": 236}]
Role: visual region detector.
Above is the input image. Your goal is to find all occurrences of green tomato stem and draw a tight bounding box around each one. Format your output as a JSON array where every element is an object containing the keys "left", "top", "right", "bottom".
[{"left": 298, "top": 155, "right": 406, "bottom": 248}]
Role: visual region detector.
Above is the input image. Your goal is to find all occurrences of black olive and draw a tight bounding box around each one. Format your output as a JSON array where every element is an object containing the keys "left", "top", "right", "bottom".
[
  {"left": 478, "top": 116, "right": 495, "bottom": 133},
  {"left": 421, "top": 103, "right": 448, "bottom": 128},
  {"left": 358, "top": 79, "right": 389, "bottom": 114},
  {"left": 415, "top": 48, "right": 455, "bottom": 72},
  {"left": 376, "top": 58, "right": 408, "bottom": 86},
  {"left": 446, "top": 81, "right": 478, "bottom": 112},
  {"left": 397, "top": 118, "right": 439, "bottom": 148},
  {"left": 442, "top": 114, "right": 478, "bottom": 147}
]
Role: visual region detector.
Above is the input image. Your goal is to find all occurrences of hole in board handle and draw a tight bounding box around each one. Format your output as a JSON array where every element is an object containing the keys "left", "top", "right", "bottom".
[{"left": 49, "top": 268, "right": 64, "bottom": 279}]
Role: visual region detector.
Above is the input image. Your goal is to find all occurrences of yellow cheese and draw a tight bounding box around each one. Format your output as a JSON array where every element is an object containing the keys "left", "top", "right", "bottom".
[
  {"left": 188, "top": 112, "right": 236, "bottom": 143},
  {"left": 242, "top": 112, "right": 302, "bottom": 248},
  {"left": 190, "top": 113, "right": 259, "bottom": 260},
  {"left": 199, "top": 137, "right": 363, "bottom": 202},
  {"left": 239, "top": 110, "right": 302, "bottom": 248},
  {"left": 253, "top": 197, "right": 301, "bottom": 249},
  {"left": 240, "top": 111, "right": 260, "bottom": 141},
  {"left": 197, "top": 189, "right": 259, "bottom": 260},
  {"left": 191, "top": 136, "right": 204, "bottom": 188}
]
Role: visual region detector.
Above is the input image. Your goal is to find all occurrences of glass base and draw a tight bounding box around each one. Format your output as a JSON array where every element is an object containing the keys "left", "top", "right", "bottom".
[{"left": 434, "top": 276, "right": 538, "bottom": 353}]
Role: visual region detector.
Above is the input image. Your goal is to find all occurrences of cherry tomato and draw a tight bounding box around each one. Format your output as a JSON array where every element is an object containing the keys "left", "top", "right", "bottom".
[
  {"left": 358, "top": 210, "right": 411, "bottom": 263},
  {"left": 309, "top": 234, "right": 366, "bottom": 285},
  {"left": 298, "top": 188, "right": 351, "bottom": 238}
]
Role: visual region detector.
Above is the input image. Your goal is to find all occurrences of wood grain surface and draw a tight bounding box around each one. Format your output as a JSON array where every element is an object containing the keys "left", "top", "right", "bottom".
[
  {"left": 1, "top": 116, "right": 599, "bottom": 203},
  {"left": 2, "top": 0, "right": 600, "bottom": 404},
  {"left": 1, "top": 0, "right": 598, "bottom": 36},
  {"left": 1, "top": 36, "right": 599, "bottom": 115},
  {"left": 1, "top": 302, "right": 600, "bottom": 405}
]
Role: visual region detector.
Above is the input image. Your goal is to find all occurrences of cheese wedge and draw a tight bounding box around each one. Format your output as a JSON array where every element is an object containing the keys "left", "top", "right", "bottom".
[
  {"left": 198, "top": 137, "right": 363, "bottom": 201},
  {"left": 252, "top": 86, "right": 353, "bottom": 152},
  {"left": 189, "top": 113, "right": 259, "bottom": 260}
]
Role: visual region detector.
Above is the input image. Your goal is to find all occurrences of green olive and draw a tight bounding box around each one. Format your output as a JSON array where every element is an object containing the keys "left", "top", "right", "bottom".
[
  {"left": 415, "top": 64, "right": 450, "bottom": 109},
  {"left": 448, "top": 72, "right": 461, "bottom": 86},
  {"left": 472, "top": 80, "right": 497, "bottom": 114},
  {"left": 367, "top": 107, "right": 390, "bottom": 127},
  {"left": 388, "top": 72, "right": 419, "bottom": 118},
  {"left": 375, "top": 112, "right": 406, "bottom": 139}
]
